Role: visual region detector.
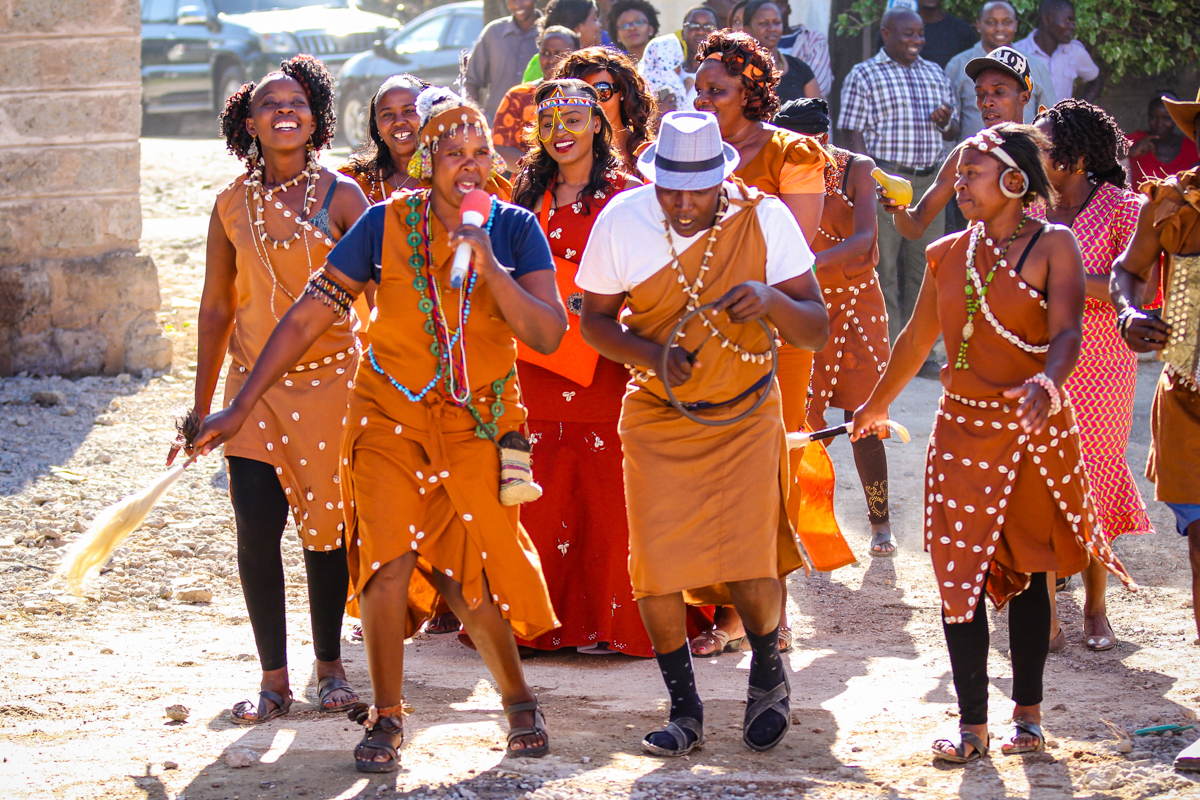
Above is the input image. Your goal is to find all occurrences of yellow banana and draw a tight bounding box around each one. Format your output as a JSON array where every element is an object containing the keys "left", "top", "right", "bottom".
[{"left": 871, "top": 167, "right": 914, "bottom": 206}]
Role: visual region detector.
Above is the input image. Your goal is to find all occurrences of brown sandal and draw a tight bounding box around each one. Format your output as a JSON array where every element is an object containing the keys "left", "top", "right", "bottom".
[{"left": 231, "top": 689, "right": 292, "bottom": 725}]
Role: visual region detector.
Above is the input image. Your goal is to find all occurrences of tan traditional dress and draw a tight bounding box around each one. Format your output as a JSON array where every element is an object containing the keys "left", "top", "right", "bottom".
[
  {"left": 1134, "top": 170, "right": 1200, "bottom": 504},
  {"left": 340, "top": 189, "right": 557, "bottom": 639},
  {"left": 618, "top": 187, "right": 805, "bottom": 604},
  {"left": 215, "top": 175, "right": 358, "bottom": 552},
  {"left": 337, "top": 163, "right": 512, "bottom": 205},
  {"left": 925, "top": 229, "right": 1134, "bottom": 622}
]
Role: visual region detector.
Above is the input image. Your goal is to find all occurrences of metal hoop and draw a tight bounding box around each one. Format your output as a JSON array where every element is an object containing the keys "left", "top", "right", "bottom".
[{"left": 658, "top": 301, "right": 779, "bottom": 427}]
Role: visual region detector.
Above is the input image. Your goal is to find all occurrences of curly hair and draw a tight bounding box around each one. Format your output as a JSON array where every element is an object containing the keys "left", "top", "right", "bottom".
[
  {"left": 544, "top": 0, "right": 597, "bottom": 32},
  {"left": 1035, "top": 99, "right": 1129, "bottom": 189},
  {"left": 606, "top": 0, "right": 660, "bottom": 48},
  {"left": 555, "top": 47, "right": 657, "bottom": 164},
  {"left": 511, "top": 80, "right": 622, "bottom": 215},
  {"left": 967, "top": 122, "right": 1057, "bottom": 207},
  {"left": 695, "top": 30, "right": 780, "bottom": 121},
  {"left": 344, "top": 74, "right": 429, "bottom": 181},
  {"left": 219, "top": 54, "right": 337, "bottom": 166}
]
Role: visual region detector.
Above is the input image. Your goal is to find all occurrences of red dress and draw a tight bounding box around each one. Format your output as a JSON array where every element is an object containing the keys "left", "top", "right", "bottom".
[{"left": 515, "top": 176, "right": 708, "bottom": 656}]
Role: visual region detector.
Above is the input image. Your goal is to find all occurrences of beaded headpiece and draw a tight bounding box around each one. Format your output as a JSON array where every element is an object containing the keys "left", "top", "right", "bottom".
[
  {"left": 537, "top": 87, "right": 595, "bottom": 114},
  {"left": 535, "top": 86, "right": 596, "bottom": 142},
  {"left": 964, "top": 128, "right": 1029, "bottom": 199},
  {"left": 407, "top": 87, "right": 505, "bottom": 181}
]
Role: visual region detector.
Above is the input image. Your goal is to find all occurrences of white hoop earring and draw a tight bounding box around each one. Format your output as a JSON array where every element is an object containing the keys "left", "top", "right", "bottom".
[{"left": 1000, "top": 167, "right": 1029, "bottom": 199}]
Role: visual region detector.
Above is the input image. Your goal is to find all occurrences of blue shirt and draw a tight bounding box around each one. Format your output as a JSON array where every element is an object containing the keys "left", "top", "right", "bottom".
[{"left": 328, "top": 198, "right": 555, "bottom": 285}]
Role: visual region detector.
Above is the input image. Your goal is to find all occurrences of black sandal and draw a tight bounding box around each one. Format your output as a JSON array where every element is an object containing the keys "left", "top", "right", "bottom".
[
  {"left": 317, "top": 676, "right": 358, "bottom": 712},
  {"left": 231, "top": 689, "right": 292, "bottom": 725},
  {"left": 1000, "top": 718, "right": 1045, "bottom": 755},
  {"left": 743, "top": 671, "right": 791, "bottom": 752},
  {"left": 932, "top": 728, "right": 990, "bottom": 763},
  {"left": 641, "top": 717, "right": 705, "bottom": 757},
  {"left": 504, "top": 699, "right": 550, "bottom": 758},
  {"left": 349, "top": 704, "right": 404, "bottom": 773}
]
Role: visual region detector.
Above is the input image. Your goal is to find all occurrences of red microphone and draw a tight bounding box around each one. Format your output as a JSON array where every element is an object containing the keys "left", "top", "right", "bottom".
[{"left": 450, "top": 189, "right": 492, "bottom": 289}]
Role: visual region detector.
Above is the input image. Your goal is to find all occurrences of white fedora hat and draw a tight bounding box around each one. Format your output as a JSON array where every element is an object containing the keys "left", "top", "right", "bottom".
[{"left": 637, "top": 111, "right": 739, "bottom": 191}]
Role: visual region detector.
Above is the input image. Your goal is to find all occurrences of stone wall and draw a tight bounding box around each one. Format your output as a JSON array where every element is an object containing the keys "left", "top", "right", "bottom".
[{"left": 0, "top": 0, "right": 171, "bottom": 376}]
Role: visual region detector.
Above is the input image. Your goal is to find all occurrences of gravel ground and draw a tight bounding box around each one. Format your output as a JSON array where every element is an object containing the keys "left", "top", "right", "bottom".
[{"left": 3, "top": 129, "right": 1200, "bottom": 800}]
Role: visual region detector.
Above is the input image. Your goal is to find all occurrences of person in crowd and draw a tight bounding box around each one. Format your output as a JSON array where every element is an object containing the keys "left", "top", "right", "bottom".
[
  {"left": 728, "top": 0, "right": 749, "bottom": 31},
  {"left": 521, "top": 0, "right": 605, "bottom": 83},
  {"left": 741, "top": 0, "right": 819, "bottom": 103},
  {"left": 608, "top": 0, "right": 660, "bottom": 64},
  {"left": 195, "top": 85, "right": 568, "bottom": 771},
  {"left": 465, "top": 0, "right": 543, "bottom": 123},
  {"left": 1032, "top": 100, "right": 1153, "bottom": 653},
  {"left": 854, "top": 122, "right": 1133, "bottom": 763},
  {"left": 1015, "top": 0, "right": 1101, "bottom": 103},
  {"left": 883, "top": 47, "right": 1033, "bottom": 246},
  {"left": 691, "top": 31, "right": 851, "bottom": 657},
  {"left": 340, "top": 75, "right": 429, "bottom": 205},
  {"left": 558, "top": 47, "right": 658, "bottom": 172},
  {"left": 639, "top": 5, "right": 719, "bottom": 113},
  {"left": 508, "top": 79, "right": 660, "bottom": 655},
  {"left": 775, "top": 98, "right": 894, "bottom": 556},
  {"left": 1128, "top": 92, "right": 1200, "bottom": 187},
  {"left": 911, "top": 0, "right": 976, "bottom": 68},
  {"left": 839, "top": 5, "right": 958, "bottom": 338},
  {"left": 200, "top": 55, "right": 369, "bottom": 725},
  {"left": 776, "top": 0, "right": 833, "bottom": 98},
  {"left": 492, "top": 26, "right": 581, "bottom": 172},
  {"left": 1110, "top": 89, "right": 1200, "bottom": 682},
  {"left": 577, "top": 110, "right": 830, "bottom": 756}
]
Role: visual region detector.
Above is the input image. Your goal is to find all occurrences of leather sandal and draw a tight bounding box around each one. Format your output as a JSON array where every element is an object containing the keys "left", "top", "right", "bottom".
[
  {"left": 1000, "top": 718, "right": 1045, "bottom": 755},
  {"left": 231, "top": 689, "right": 292, "bottom": 725},
  {"left": 869, "top": 529, "right": 896, "bottom": 557},
  {"left": 504, "top": 699, "right": 550, "bottom": 758},
  {"left": 690, "top": 628, "right": 744, "bottom": 658},
  {"left": 317, "top": 676, "right": 358, "bottom": 712},
  {"left": 1048, "top": 628, "right": 1066, "bottom": 653},
  {"left": 743, "top": 671, "right": 791, "bottom": 752},
  {"left": 349, "top": 703, "right": 404, "bottom": 773},
  {"left": 932, "top": 728, "right": 990, "bottom": 763},
  {"left": 426, "top": 611, "right": 462, "bottom": 634},
  {"left": 642, "top": 717, "right": 705, "bottom": 757},
  {"left": 1085, "top": 614, "right": 1116, "bottom": 651}
]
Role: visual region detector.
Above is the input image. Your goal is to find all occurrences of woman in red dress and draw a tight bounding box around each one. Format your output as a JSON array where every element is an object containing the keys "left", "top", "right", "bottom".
[{"left": 509, "top": 78, "right": 663, "bottom": 655}]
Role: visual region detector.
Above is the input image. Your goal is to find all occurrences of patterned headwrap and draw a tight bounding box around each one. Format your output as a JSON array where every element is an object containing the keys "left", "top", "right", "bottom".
[
  {"left": 963, "top": 128, "right": 1029, "bottom": 199},
  {"left": 407, "top": 87, "right": 506, "bottom": 181}
]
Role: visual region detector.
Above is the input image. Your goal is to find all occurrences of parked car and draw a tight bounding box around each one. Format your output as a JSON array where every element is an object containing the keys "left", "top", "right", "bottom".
[
  {"left": 335, "top": 1, "right": 482, "bottom": 147},
  {"left": 140, "top": 0, "right": 400, "bottom": 131}
]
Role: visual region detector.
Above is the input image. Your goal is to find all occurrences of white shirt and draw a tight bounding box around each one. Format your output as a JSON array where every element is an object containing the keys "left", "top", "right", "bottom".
[
  {"left": 576, "top": 182, "right": 814, "bottom": 295},
  {"left": 1015, "top": 32, "right": 1099, "bottom": 102}
]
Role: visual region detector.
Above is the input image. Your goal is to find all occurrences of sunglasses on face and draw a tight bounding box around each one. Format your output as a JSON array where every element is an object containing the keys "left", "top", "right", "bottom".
[
  {"left": 589, "top": 81, "right": 616, "bottom": 102},
  {"left": 683, "top": 22, "right": 716, "bottom": 33},
  {"left": 616, "top": 17, "right": 648, "bottom": 31}
]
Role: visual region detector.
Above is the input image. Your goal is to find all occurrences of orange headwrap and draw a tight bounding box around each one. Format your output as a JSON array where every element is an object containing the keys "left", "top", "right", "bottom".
[{"left": 705, "top": 51, "right": 766, "bottom": 81}]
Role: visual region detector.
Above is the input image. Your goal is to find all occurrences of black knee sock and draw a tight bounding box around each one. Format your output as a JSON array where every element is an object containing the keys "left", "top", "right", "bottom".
[
  {"left": 646, "top": 644, "right": 702, "bottom": 749},
  {"left": 744, "top": 626, "right": 788, "bottom": 745}
]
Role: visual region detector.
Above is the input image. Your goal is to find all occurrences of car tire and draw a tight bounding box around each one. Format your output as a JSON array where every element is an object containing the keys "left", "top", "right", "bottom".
[
  {"left": 215, "top": 63, "right": 246, "bottom": 113},
  {"left": 340, "top": 89, "right": 371, "bottom": 149}
]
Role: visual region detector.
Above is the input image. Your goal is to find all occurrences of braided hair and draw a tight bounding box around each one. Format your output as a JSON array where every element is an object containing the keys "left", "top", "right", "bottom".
[
  {"left": 1035, "top": 99, "right": 1130, "bottom": 188},
  {"left": 219, "top": 54, "right": 337, "bottom": 166},
  {"left": 695, "top": 30, "right": 780, "bottom": 121},
  {"left": 556, "top": 47, "right": 657, "bottom": 163},
  {"left": 511, "top": 80, "right": 621, "bottom": 215},
  {"left": 345, "top": 74, "right": 429, "bottom": 180}
]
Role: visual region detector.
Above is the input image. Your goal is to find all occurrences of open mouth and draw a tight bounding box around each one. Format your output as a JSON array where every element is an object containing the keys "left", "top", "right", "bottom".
[
  {"left": 273, "top": 119, "right": 299, "bottom": 131},
  {"left": 392, "top": 130, "right": 413, "bottom": 143},
  {"left": 552, "top": 139, "right": 575, "bottom": 154},
  {"left": 454, "top": 179, "right": 480, "bottom": 195}
]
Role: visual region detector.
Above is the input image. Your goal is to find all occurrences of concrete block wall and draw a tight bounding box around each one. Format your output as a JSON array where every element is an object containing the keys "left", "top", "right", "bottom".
[{"left": 0, "top": 0, "right": 171, "bottom": 376}]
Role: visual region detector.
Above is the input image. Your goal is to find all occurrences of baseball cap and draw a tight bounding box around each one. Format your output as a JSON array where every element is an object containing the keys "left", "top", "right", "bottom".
[{"left": 965, "top": 45, "right": 1033, "bottom": 92}]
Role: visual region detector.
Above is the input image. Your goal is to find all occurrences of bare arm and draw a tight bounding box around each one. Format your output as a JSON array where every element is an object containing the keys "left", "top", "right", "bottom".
[
  {"left": 329, "top": 171, "right": 370, "bottom": 238},
  {"left": 1077, "top": 74, "right": 1104, "bottom": 103},
  {"left": 1083, "top": 273, "right": 1112, "bottom": 302},
  {"left": 193, "top": 205, "right": 239, "bottom": 421},
  {"left": 803, "top": 78, "right": 820, "bottom": 99},
  {"left": 885, "top": 150, "right": 958, "bottom": 241},
  {"left": 814, "top": 157, "right": 878, "bottom": 270},
  {"left": 193, "top": 263, "right": 369, "bottom": 454},
  {"left": 778, "top": 192, "right": 824, "bottom": 244},
  {"left": 842, "top": 129, "right": 867, "bottom": 156},
  {"left": 1111, "top": 197, "right": 1171, "bottom": 351},
  {"left": 713, "top": 272, "right": 830, "bottom": 351},
  {"left": 580, "top": 291, "right": 672, "bottom": 378},
  {"left": 450, "top": 224, "right": 567, "bottom": 354}
]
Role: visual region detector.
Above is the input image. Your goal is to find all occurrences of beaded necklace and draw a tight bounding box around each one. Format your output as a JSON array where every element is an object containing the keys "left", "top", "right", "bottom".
[
  {"left": 817, "top": 148, "right": 853, "bottom": 243},
  {"left": 956, "top": 216, "right": 1032, "bottom": 369},
  {"left": 369, "top": 166, "right": 415, "bottom": 202}
]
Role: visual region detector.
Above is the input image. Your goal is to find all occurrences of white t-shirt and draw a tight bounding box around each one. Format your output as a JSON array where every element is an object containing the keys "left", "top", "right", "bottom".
[{"left": 576, "top": 182, "right": 814, "bottom": 295}]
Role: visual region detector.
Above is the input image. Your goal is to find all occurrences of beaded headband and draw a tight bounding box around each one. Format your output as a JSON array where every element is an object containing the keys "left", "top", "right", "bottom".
[
  {"left": 537, "top": 88, "right": 595, "bottom": 114},
  {"left": 408, "top": 104, "right": 504, "bottom": 182},
  {"left": 705, "top": 51, "right": 765, "bottom": 80},
  {"left": 964, "top": 128, "right": 1029, "bottom": 199}
]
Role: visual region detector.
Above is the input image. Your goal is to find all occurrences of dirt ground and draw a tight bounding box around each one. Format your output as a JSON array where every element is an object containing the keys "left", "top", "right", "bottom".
[{"left": 4, "top": 122, "right": 1200, "bottom": 800}]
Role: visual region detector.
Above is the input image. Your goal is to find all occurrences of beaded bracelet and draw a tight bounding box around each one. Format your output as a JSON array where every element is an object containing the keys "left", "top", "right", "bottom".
[
  {"left": 1024, "top": 371, "right": 1062, "bottom": 416},
  {"left": 304, "top": 269, "right": 354, "bottom": 319}
]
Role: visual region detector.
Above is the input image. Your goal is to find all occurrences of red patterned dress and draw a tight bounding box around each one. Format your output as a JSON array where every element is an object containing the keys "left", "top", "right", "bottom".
[
  {"left": 515, "top": 175, "right": 709, "bottom": 656},
  {"left": 1062, "top": 182, "right": 1154, "bottom": 540}
]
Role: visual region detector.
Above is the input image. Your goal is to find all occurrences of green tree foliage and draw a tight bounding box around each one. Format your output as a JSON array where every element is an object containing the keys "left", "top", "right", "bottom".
[{"left": 836, "top": 0, "right": 1200, "bottom": 79}]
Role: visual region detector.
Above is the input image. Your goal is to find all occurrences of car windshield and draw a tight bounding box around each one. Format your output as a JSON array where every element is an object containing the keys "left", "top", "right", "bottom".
[{"left": 213, "top": 0, "right": 348, "bottom": 12}]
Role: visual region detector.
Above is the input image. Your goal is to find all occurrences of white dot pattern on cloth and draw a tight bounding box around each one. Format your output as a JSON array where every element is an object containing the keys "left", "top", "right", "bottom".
[
  {"left": 927, "top": 391, "right": 1135, "bottom": 623},
  {"left": 811, "top": 268, "right": 890, "bottom": 422}
]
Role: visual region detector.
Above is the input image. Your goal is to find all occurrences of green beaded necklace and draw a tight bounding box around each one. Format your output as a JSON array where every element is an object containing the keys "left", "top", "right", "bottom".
[{"left": 956, "top": 216, "right": 1029, "bottom": 370}]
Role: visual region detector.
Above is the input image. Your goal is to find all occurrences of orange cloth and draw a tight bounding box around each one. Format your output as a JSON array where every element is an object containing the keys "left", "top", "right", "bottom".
[
  {"left": 618, "top": 186, "right": 805, "bottom": 604},
  {"left": 337, "top": 163, "right": 513, "bottom": 205},
  {"left": 340, "top": 189, "right": 558, "bottom": 639},
  {"left": 1134, "top": 169, "right": 1200, "bottom": 503},
  {"left": 215, "top": 175, "right": 358, "bottom": 552},
  {"left": 925, "top": 231, "right": 1134, "bottom": 621},
  {"left": 492, "top": 81, "right": 540, "bottom": 152},
  {"left": 734, "top": 127, "right": 828, "bottom": 196}
]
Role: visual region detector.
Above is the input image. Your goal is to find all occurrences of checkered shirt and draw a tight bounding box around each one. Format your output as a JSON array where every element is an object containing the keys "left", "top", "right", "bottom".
[{"left": 838, "top": 49, "right": 957, "bottom": 171}]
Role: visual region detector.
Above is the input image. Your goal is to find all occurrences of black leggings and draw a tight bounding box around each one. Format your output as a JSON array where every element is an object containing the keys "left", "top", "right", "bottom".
[
  {"left": 942, "top": 573, "right": 1050, "bottom": 725},
  {"left": 227, "top": 456, "right": 349, "bottom": 672},
  {"left": 843, "top": 410, "right": 888, "bottom": 524}
]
